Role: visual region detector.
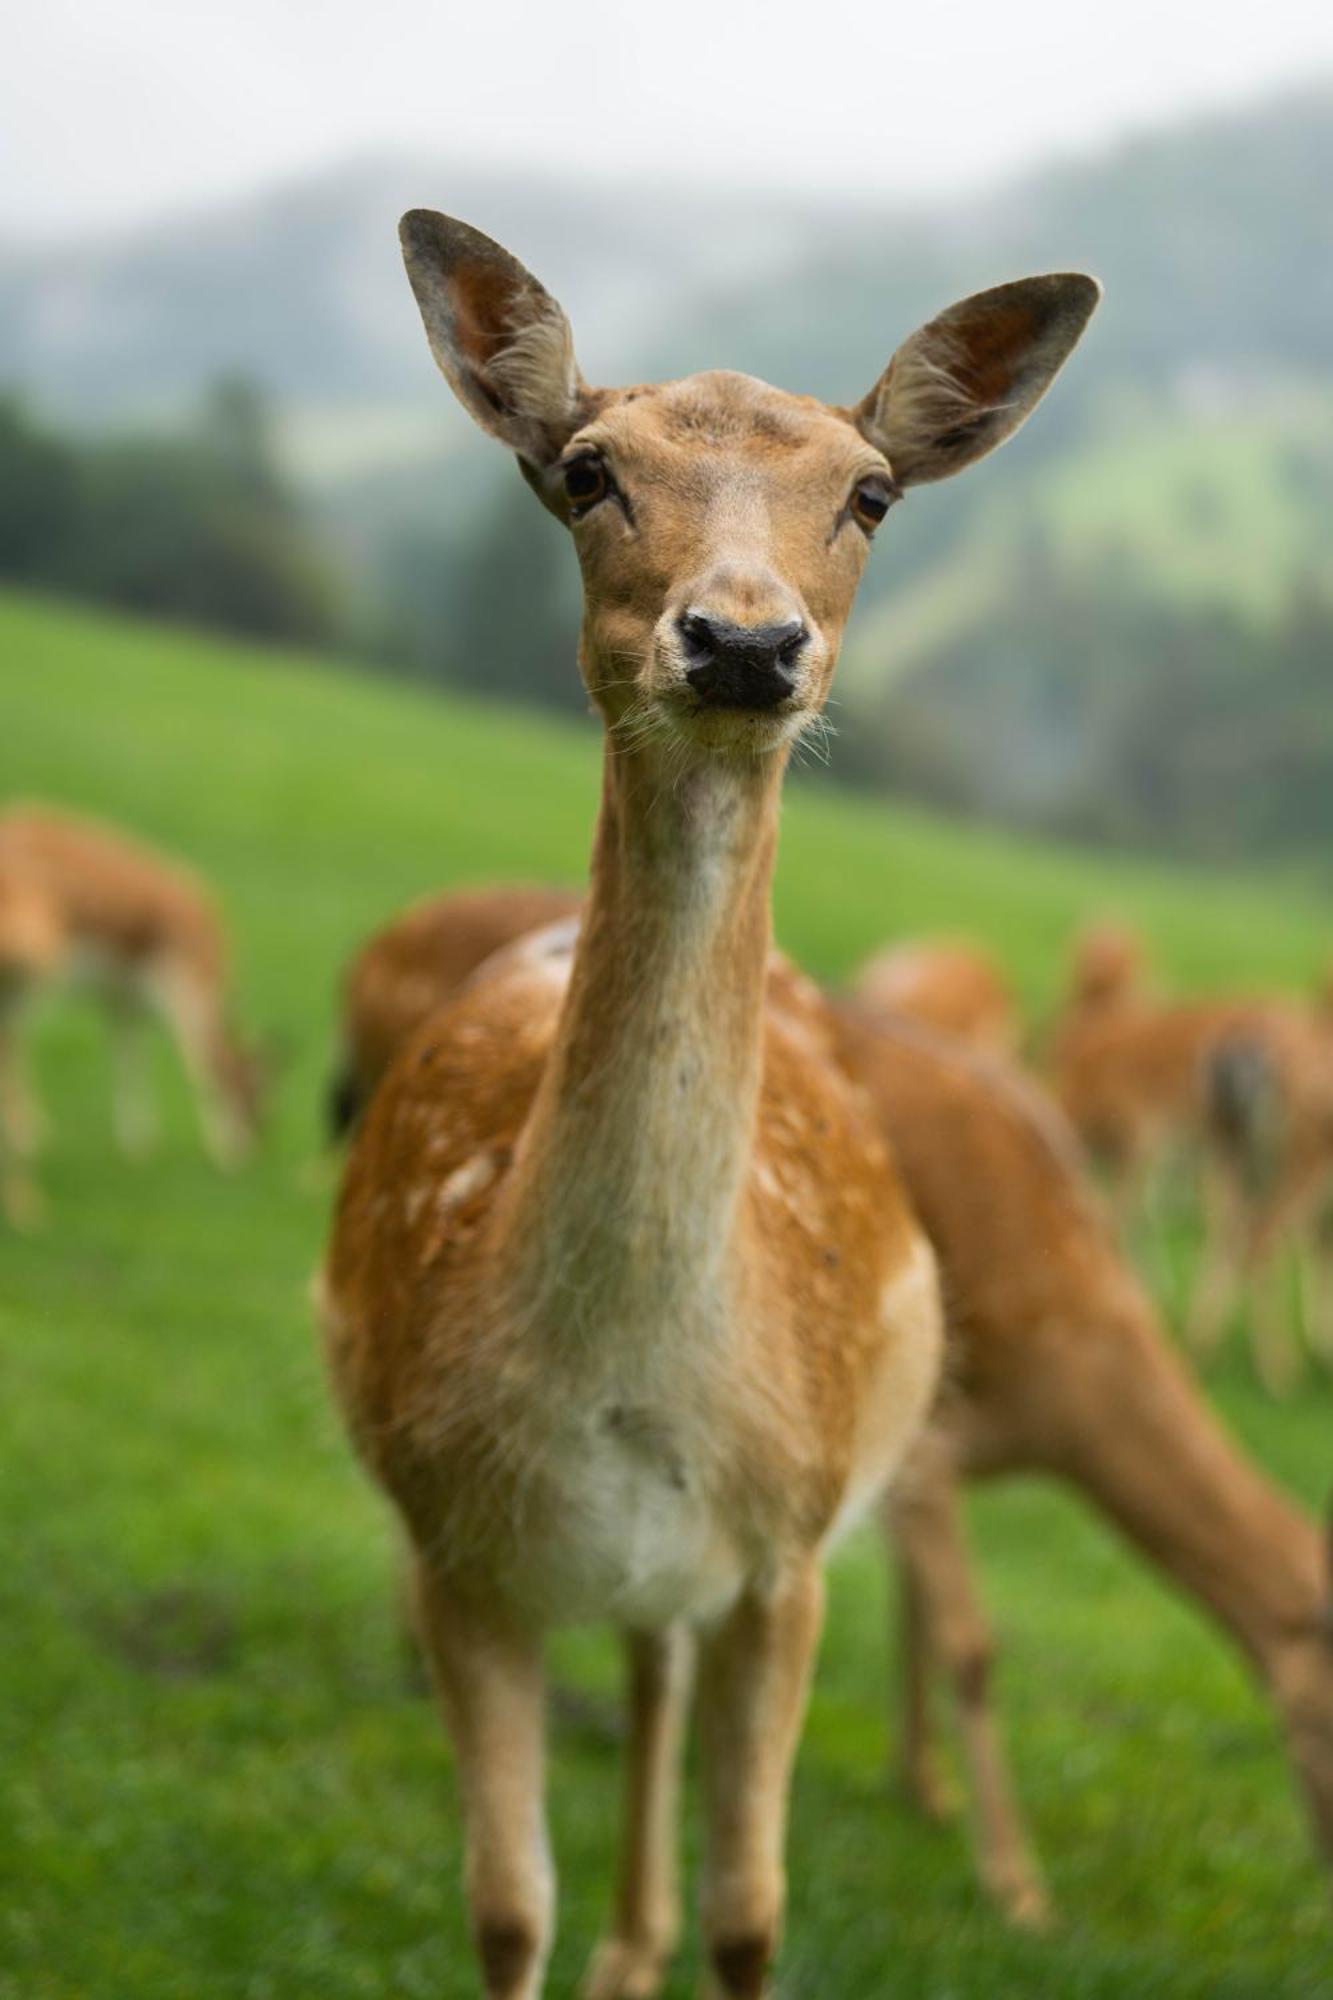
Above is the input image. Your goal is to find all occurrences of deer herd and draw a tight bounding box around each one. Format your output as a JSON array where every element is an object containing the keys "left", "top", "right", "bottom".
[{"left": 7, "top": 213, "right": 1333, "bottom": 1996}]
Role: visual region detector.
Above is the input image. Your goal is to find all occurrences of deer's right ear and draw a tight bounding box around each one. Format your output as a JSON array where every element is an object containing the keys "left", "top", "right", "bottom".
[
  {"left": 399, "top": 210, "right": 588, "bottom": 467},
  {"left": 855, "top": 273, "right": 1100, "bottom": 487}
]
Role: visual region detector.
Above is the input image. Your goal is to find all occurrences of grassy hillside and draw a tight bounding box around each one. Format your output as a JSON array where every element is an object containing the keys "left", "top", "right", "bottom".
[
  {"left": 2, "top": 590, "right": 1330, "bottom": 1998},
  {"left": 846, "top": 390, "right": 1333, "bottom": 692}
]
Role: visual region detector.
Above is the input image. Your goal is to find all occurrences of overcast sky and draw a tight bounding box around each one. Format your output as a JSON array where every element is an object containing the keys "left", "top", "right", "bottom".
[{"left": 7, "top": 0, "right": 1333, "bottom": 241}]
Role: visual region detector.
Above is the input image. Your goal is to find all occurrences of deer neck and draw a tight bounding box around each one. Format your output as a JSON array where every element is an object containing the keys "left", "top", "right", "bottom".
[
  {"left": 1072, "top": 1301, "right": 1324, "bottom": 1679},
  {"left": 501, "top": 735, "right": 783, "bottom": 1354}
]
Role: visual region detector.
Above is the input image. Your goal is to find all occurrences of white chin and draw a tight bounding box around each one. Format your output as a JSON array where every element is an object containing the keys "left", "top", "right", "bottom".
[{"left": 671, "top": 705, "right": 804, "bottom": 756}]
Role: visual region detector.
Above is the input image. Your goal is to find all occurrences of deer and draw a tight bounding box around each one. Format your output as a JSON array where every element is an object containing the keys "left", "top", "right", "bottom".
[
  {"left": 328, "top": 882, "right": 578, "bottom": 1141},
  {"left": 328, "top": 881, "right": 1333, "bottom": 1936},
  {"left": 1050, "top": 922, "right": 1333, "bottom": 1392},
  {"left": 1049, "top": 922, "right": 1253, "bottom": 1200},
  {"left": 0, "top": 802, "right": 265, "bottom": 1223},
  {"left": 829, "top": 998, "right": 1333, "bottom": 1924},
  {"left": 1196, "top": 1009, "right": 1333, "bottom": 1390},
  {"left": 319, "top": 208, "right": 1097, "bottom": 1998},
  {"left": 852, "top": 937, "right": 1019, "bottom": 1056},
  {"left": 0, "top": 852, "right": 65, "bottom": 1225}
]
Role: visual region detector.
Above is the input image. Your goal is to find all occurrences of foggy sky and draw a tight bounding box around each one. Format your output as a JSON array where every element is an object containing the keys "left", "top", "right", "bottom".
[{"left": 7, "top": 0, "right": 1333, "bottom": 241}]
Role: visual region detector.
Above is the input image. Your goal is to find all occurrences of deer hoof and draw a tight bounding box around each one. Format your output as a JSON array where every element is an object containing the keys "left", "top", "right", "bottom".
[
  {"left": 996, "top": 1876, "right": 1054, "bottom": 1932},
  {"left": 583, "top": 1936, "right": 672, "bottom": 2000}
]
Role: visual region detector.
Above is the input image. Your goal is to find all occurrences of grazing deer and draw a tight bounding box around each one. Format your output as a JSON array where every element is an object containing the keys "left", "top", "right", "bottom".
[
  {"left": 330, "top": 883, "right": 1333, "bottom": 1932},
  {"left": 829, "top": 1000, "right": 1333, "bottom": 1923},
  {"left": 320, "top": 209, "right": 1096, "bottom": 1997},
  {"left": 0, "top": 804, "right": 265, "bottom": 1221},
  {"left": 329, "top": 883, "right": 578, "bottom": 1140},
  {"left": 852, "top": 937, "right": 1019, "bottom": 1056},
  {"left": 1051, "top": 924, "right": 1333, "bottom": 1390},
  {"left": 0, "top": 855, "right": 65, "bottom": 1224},
  {"left": 1197, "top": 1011, "right": 1333, "bottom": 1390}
]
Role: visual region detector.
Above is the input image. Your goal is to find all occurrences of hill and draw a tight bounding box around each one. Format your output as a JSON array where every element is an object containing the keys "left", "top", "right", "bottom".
[
  {"left": 5, "top": 87, "right": 1332, "bottom": 435},
  {"left": 6, "top": 90, "right": 1333, "bottom": 867},
  {"left": 2, "top": 589, "right": 1329, "bottom": 1011},
  {"left": 0, "top": 160, "right": 825, "bottom": 426},
  {"left": 2, "top": 591, "right": 1331, "bottom": 1997}
]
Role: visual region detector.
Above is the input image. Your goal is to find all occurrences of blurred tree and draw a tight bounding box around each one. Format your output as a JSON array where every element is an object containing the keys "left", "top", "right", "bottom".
[
  {"left": 841, "top": 573, "right": 1333, "bottom": 865},
  {"left": 199, "top": 374, "right": 283, "bottom": 508},
  {"left": 447, "top": 478, "right": 582, "bottom": 712},
  {"left": 0, "top": 397, "right": 80, "bottom": 580},
  {"left": 0, "top": 383, "right": 339, "bottom": 647},
  {"left": 371, "top": 473, "right": 583, "bottom": 713}
]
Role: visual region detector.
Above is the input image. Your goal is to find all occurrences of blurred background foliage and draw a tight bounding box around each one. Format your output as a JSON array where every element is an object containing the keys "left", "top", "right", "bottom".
[{"left": 3, "top": 84, "right": 1333, "bottom": 861}]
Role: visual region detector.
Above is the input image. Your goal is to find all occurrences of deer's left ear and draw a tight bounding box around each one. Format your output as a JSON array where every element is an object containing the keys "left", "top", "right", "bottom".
[
  {"left": 855, "top": 273, "right": 1100, "bottom": 488},
  {"left": 399, "top": 209, "right": 589, "bottom": 467}
]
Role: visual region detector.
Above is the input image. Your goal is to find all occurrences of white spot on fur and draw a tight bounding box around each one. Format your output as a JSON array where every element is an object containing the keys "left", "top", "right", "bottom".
[{"left": 439, "top": 1151, "right": 498, "bottom": 1213}]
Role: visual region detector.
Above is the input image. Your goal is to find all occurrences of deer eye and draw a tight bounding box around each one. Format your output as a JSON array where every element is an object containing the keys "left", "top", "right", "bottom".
[
  {"left": 562, "top": 453, "right": 609, "bottom": 514},
  {"left": 850, "top": 475, "right": 898, "bottom": 533}
]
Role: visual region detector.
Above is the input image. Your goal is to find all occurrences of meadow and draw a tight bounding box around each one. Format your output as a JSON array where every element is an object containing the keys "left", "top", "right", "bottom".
[{"left": 2, "top": 587, "right": 1331, "bottom": 1998}]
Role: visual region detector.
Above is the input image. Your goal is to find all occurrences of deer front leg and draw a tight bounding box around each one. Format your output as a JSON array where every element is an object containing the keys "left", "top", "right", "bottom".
[
  {"left": 891, "top": 1460, "right": 1050, "bottom": 1930},
  {"left": 414, "top": 1564, "right": 554, "bottom": 2000},
  {"left": 694, "top": 1563, "right": 824, "bottom": 1999},
  {"left": 583, "top": 1627, "right": 693, "bottom": 2000}
]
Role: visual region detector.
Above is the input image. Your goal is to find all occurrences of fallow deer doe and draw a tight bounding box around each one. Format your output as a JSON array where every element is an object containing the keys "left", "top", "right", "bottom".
[
  {"left": 0, "top": 804, "right": 264, "bottom": 1224},
  {"left": 320, "top": 210, "right": 1096, "bottom": 1998},
  {"left": 1051, "top": 923, "right": 1333, "bottom": 1391},
  {"left": 330, "top": 884, "right": 1333, "bottom": 1932},
  {"left": 852, "top": 936, "right": 1019, "bottom": 1056}
]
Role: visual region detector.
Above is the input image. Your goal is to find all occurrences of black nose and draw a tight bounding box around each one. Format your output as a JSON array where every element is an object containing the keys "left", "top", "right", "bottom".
[{"left": 679, "top": 613, "right": 807, "bottom": 710}]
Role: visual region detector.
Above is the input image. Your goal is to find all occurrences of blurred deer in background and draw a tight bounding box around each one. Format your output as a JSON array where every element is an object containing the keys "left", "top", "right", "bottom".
[
  {"left": 1049, "top": 920, "right": 1207, "bottom": 1206},
  {"left": 331, "top": 882, "right": 1333, "bottom": 1934},
  {"left": 1051, "top": 922, "right": 1333, "bottom": 1391},
  {"left": 832, "top": 999, "right": 1333, "bottom": 1920},
  {"left": 0, "top": 804, "right": 266, "bottom": 1223},
  {"left": 852, "top": 937, "right": 1019, "bottom": 1056},
  {"left": 328, "top": 882, "right": 578, "bottom": 1140},
  {"left": 320, "top": 209, "right": 1096, "bottom": 1998},
  {"left": 0, "top": 854, "right": 65, "bottom": 1225},
  {"left": 1196, "top": 1010, "right": 1333, "bottom": 1389}
]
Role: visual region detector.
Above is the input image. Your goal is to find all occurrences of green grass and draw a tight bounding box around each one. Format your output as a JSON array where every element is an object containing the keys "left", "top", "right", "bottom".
[{"left": 2, "top": 587, "right": 1330, "bottom": 1998}]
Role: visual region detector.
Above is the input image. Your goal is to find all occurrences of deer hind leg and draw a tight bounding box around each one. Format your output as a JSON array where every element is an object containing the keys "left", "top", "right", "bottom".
[
  {"left": 583, "top": 1627, "right": 693, "bottom": 2000},
  {"left": 889, "top": 1459, "right": 1050, "bottom": 1930},
  {"left": 1307, "top": 1196, "right": 1333, "bottom": 1368},
  {"left": 0, "top": 993, "right": 44, "bottom": 1228},
  {"left": 894, "top": 1549, "right": 957, "bottom": 1821},
  {"left": 1248, "top": 1252, "right": 1303, "bottom": 1398},
  {"left": 1184, "top": 1158, "right": 1249, "bottom": 1363},
  {"left": 695, "top": 1564, "right": 824, "bottom": 1999},
  {"left": 414, "top": 1564, "right": 554, "bottom": 2000},
  {"left": 106, "top": 987, "right": 160, "bottom": 1160},
  {"left": 1239, "top": 1154, "right": 1331, "bottom": 1397}
]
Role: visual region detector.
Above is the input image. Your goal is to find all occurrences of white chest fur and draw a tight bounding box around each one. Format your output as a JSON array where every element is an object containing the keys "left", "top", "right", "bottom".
[{"left": 501, "top": 1385, "right": 745, "bottom": 1630}]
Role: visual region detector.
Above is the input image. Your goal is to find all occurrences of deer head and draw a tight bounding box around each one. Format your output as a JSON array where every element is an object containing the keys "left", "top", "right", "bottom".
[
  {"left": 400, "top": 210, "right": 1098, "bottom": 763},
  {"left": 1069, "top": 921, "right": 1147, "bottom": 1012},
  {"left": 0, "top": 865, "right": 62, "bottom": 985},
  {"left": 1270, "top": 1508, "right": 1333, "bottom": 1872}
]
